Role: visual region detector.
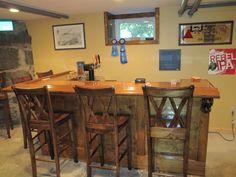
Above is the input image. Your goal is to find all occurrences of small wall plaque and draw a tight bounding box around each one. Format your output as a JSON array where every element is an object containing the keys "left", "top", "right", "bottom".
[{"left": 159, "top": 49, "right": 181, "bottom": 71}]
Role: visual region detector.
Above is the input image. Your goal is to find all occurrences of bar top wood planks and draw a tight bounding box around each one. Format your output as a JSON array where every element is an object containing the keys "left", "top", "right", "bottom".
[{"left": 4, "top": 71, "right": 219, "bottom": 98}]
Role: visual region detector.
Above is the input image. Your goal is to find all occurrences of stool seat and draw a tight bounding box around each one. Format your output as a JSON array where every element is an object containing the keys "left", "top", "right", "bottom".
[
  {"left": 29, "top": 113, "right": 70, "bottom": 129},
  {"left": 87, "top": 115, "right": 128, "bottom": 131},
  {"left": 11, "top": 74, "right": 33, "bottom": 84},
  {"left": 36, "top": 70, "right": 53, "bottom": 78}
]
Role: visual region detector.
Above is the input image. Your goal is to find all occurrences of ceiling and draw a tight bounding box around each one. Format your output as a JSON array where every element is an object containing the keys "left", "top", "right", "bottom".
[{"left": 0, "top": 0, "right": 234, "bottom": 20}]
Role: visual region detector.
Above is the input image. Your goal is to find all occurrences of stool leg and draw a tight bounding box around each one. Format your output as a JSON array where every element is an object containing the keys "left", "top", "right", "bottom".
[
  {"left": 46, "top": 131, "right": 54, "bottom": 160},
  {"left": 3, "top": 100, "right": 11, "bottom": 138},
  {"left": 115, "top": 130, "right": 120, "bottom": 177},
  {"left": 147, "top": 136, "right": 153, "bottom": 177},
  {"left": 27, "top": 130, "right": 37, "bottom": 177},
  {"left": 86, "top": 132, "right": 92, "bottom": 177},
  {"left": 22, "top": 122, "right": 28, "bottom": 148},
  {"left": 10, "top": 116, "right": 14, "bottom": 130},
  {"left": 19, "top": 108, "right": 27, "bottom": 148},
  {"left": 127, "top": 119, "right": 132, "bottom": 170},
  {"left": 70, "top": 118, "right": 78, "bottom": 163},
  {"left": 5, "top": 96, "right": 14, "bottom": 130},
  {"left": 51, "top": 131, "right": 61, "bottom": 177},
  {"left": 10, "top": 117, "right": 14, "bottom": 129}
]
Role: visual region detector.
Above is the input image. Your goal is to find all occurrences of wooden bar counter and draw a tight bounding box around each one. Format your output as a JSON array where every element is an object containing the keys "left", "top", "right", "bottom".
[{"left": 5, "top": 71, "right": 220, "bottom": 176}]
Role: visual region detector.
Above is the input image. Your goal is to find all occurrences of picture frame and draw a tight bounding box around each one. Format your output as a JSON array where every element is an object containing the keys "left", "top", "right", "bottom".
[
  {"left": 52, "top": 23, "right": 86, "bottom": 50},
  {"left": 159, "top": 49, "right": 181, "bottom": 71},
  {"left": 179, "top": 21, "right": 233, "bottom": 46}
]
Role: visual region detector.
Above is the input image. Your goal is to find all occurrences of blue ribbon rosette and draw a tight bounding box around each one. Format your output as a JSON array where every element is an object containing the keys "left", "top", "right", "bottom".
[
  {"left": 111, "top": 39, "right": 119, "bottom": 57},
  {"left": 119, "top": 38, "right": 127, "bottom": 64}
]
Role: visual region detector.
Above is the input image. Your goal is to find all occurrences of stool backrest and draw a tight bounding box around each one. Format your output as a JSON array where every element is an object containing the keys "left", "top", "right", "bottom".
[
  {"left": 74, "top": 86, "right": 117, "bottom": 129},
  {"left": 36, "top": 70, "right": 53, "bottom": 78},
  {"left": 0, "top": 72, "right": 6, "bottom": 88},
  {"left": 11, "top": 73, "right": 33, "bottom": 84},
  {"left": 142, "top": 85, "right": 194, "bottom": 129},
  {"left": 13, "top": 86, "right": 54, "bottom": 129}
]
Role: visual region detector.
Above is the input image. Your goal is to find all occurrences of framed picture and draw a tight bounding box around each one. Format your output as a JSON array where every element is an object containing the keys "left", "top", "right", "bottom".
[
  {"left": 179, "top": 21, "right": 233, "bottom": 45},
  {"left": 159, "top": 49, "right": 181, "bottom": 71},
  {"left": 52, "top": 23, "right": 86, "bottom": 50}
]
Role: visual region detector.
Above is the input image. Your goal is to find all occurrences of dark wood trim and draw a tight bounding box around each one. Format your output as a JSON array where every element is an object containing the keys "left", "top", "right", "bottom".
[
  {"left": 104, "top": 8, "right": 159, "bottom": 46},
  {"left": 155, "top": 8, "right": 160, "bottom": 44},
  {"left": 104, "top": 12, "right": 109, "bottom": 46},
  {"left": 108, "top": 12, "right": 155, "bottom": 19}
]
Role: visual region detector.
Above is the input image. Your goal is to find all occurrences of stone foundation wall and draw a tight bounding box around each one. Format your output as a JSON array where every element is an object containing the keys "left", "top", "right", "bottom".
[{"left": 0, "top": 21, "right": 34, "bottom": 125}]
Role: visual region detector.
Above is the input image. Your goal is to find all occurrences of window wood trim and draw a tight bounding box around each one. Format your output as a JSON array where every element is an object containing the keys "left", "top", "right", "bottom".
[{"left": 104, "top": 8, "right": 159, "bottom": 46}]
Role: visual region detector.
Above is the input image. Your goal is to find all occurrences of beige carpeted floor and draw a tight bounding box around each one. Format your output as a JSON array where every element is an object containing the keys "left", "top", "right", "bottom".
[{"left": 0, "top": 125, "right": 236, "bottom": 177}]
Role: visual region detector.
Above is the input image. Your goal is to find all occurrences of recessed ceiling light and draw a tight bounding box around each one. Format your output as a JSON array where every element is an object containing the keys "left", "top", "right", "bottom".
[{"left": 9, "top": 8, "right": 19, "bottom": 13}]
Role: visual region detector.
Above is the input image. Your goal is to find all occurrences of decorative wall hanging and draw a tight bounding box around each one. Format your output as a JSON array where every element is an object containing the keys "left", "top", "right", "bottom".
[
  {"left": 52, "top": 23, "right": 86, "bottom": 50},
  {"left": 179, "top": 21, "right": 233, "bottom": 45},
  {"left": 208, "top": 48, "right": 236, "bottom": 75},
  {"left": 159, "top": 49, "right": 181, "bottom": 71},
  {"left": 119, "top": 38, "right": 127, "bottom": 64},
  {"left": 111, "top": 39, "right": 119, "bottom": 56}
]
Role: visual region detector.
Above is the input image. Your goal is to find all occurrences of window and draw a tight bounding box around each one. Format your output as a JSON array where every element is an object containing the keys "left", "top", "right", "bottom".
[
  {"left": 0, "top": 20, "right": 14, "bottom": 32},
  {"left": 104, "top": 8, "right": 159, "bottom": 45}
]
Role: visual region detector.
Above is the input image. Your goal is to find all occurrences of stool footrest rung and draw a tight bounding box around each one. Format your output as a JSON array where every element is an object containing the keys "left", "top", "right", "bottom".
[
  {"left": 152, "top": 171, "right": 184, "bottom": 177},
  {"left": 89, "top": 164, "right": 116, "bottom": 171},
  {"left": 35, "top": 157, "right": 55, "bottom": 163}
]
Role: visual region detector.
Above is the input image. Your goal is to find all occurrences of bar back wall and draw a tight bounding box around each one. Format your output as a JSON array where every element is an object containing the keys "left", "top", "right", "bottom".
[{"left": 25, "top": 5, "right": 236, "bottom": 130}]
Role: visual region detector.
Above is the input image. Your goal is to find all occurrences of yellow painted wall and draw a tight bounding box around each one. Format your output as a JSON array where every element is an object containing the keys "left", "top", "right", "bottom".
[{"left": 25, "top": 6, "right": 236, "bottom": 129}]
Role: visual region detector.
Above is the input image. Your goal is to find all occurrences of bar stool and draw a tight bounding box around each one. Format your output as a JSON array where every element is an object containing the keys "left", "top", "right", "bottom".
[
  {"left": 0, "top": 72, "right": 13, "bottom": 138},
  {"left": 142, "top": 85, "right": 194, "bottom": 177},
  {"left": 11, "top": 72, "right": 33, "bottom": 148},
  {"left": 36, "top": 70, "right": 53, "bottom": 78},
  {"left": 11, "top": 73, "right": 33, "bottom": 84},
  {"left": 13, "top": 86, "right": 78, "bottom": 177},
  {"left": 74, "top": 86, "right": 132, "bottom": 177}
]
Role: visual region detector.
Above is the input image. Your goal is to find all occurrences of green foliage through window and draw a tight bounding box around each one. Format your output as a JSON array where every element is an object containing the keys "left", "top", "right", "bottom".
[{"left": 119, "top": 18, "right": 155, "bottom": 39}]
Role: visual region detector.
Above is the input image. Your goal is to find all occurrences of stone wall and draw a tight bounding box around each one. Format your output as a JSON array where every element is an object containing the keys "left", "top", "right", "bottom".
[{"left": 0, "top": 21, "right": 34, "bottom": 126}]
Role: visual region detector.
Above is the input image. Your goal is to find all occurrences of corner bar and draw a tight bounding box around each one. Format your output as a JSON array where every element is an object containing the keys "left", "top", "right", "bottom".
[{"left": 4, "top": 72, "right": 219, "bottom": 176}]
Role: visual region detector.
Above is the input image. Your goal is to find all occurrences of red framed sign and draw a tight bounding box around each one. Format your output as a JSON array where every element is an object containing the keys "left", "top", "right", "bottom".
[{"left": 208, "top": 48, "right": 236, "bottom": 75}]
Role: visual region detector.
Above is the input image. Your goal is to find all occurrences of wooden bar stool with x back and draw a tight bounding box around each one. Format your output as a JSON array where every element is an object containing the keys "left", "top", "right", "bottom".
[
  {"left": 74, "top": 86, "right": 132, "bottom": 177},
  {"left": 13, "top": 86, "right": 78, "bottom": 177},
  {"left": 0, "top": 72, "right": 13, "bottom": 138},
  {"left": 36, "top": 70, "right": 53, "bottom": 78},
  {"left": 11, "top": 72, "right": 33, "bottom": 84},
  {"left": 142, "top": 85, "right": 194, "bottom": 177},
  {"left": 11, "top": 72, "right": 33, "bottom": 149}
]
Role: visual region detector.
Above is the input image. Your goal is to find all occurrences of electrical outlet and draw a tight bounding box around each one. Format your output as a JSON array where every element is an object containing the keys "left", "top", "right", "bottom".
[
  {"left": 233, "top": 120, "right": 236, "bottom": 125},
  {"left": 232, "top": 117, "right": 236, "bottom": 124},
  {"left": 231, "top": 108, "right": 236, "bottom": 124}
]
